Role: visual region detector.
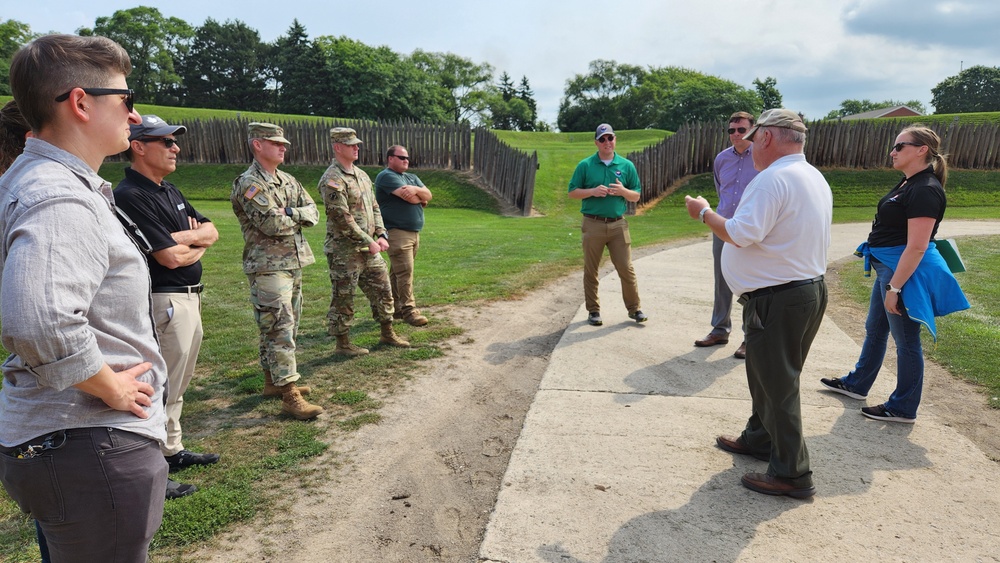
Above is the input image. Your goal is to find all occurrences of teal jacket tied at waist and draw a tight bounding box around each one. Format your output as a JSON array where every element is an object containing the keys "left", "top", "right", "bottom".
[{"left": 855, "top": 241, "right": 970, "bottom": 340}]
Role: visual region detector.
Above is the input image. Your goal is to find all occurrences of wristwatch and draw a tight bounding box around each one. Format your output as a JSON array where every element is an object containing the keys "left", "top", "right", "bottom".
[
  {"left": 699, "top": 207, "right": 711, "bottom": 223},
  {"left": 378, "top": 233, "right": 389, "bottom": 241},
  {"left": 885, "top": 283, "right": 902, "bottom": 294}
]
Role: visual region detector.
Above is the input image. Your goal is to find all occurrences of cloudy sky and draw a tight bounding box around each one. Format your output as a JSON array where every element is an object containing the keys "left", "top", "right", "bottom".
[{"left": 8, "top": 0, "right": 998, "bottom": 127}]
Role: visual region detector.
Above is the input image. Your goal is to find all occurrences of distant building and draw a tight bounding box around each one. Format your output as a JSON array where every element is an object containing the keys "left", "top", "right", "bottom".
[{"left": 840, "top": 105, "right": 923, "bottom": 120}]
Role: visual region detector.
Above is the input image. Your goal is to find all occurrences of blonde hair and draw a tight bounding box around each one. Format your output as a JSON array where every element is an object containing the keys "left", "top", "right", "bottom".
[{"left": 901, "top": 125, "right": 948, "bottom": 188}]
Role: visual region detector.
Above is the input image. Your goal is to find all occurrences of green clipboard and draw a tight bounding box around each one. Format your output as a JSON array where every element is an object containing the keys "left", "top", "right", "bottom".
[{"left": 935, "top": 239, "right": 966, "bottom": 273}]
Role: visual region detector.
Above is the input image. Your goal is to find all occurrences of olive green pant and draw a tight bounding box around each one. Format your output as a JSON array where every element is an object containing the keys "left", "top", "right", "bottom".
[{"left": 739, "top": 280, "right": 827, "bottom": 487}]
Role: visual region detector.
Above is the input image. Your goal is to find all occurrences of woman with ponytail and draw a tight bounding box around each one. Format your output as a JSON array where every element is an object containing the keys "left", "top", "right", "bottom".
[{"left": 820, "top": 125, "right": 968, "bottom": 423}]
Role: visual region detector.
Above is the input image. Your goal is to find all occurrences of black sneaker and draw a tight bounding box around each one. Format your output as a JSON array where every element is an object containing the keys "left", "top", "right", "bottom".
[
  {"left": 165, "top": 478, "right": 197, "bottom": 500},
  {"left": 588, "top": 312, "right": 603, "bottom": 326},
  {"left": 861, "top": 404, "right": 915, "bottom": 424},
  {"left": 628, "top": 310, "right": 649, "bottom": 323},
  {"left": 165, "top": 449, "right": 220, "bottom": 472},
  {"left": 820, "top": 377, "right": 867, "bottom": 400}
]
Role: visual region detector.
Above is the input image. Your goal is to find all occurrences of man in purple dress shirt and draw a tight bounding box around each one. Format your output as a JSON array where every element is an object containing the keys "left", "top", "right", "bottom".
[{"left": 694, "top": 111, "right": 759, "bottom": 359}]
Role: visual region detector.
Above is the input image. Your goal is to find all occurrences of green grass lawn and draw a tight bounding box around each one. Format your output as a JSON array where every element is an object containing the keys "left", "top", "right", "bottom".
[
  {"left": 494, "top": 129, "right": 672, "bottom": 216},
  {"left": 3, "top": 152, "right": 1000, "bottom": 561},
  {"left": 836, "top": 235, "right": 1000, "bottom": 410}
]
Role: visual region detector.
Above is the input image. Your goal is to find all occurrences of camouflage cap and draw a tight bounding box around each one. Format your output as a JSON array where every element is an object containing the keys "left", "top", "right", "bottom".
[
  {"left": 330, "top": 127, "right": 363, "bottom": 145},
  {"left": 743, "top": 109, "right": 807, "bottom": 141},
  {"left": 248, "top": 122, "right": 290, "bottom": 146}
]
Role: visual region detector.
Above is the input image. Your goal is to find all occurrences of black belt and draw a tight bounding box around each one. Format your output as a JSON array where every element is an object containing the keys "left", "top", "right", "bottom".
[
  {"left": 152, "top": 284, "right": 204, "bottom": 294},
  {"left": 741, "top": 275, "right": 824, "bottom": 301},
  {"left": 583, "top": 214, "right": 623, "bottom": 222}
]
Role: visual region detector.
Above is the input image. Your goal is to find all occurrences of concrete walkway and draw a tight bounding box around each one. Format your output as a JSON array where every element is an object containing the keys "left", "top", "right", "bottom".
[{"left": 480, "top": 221, "right": 1000, "bottom": 563}]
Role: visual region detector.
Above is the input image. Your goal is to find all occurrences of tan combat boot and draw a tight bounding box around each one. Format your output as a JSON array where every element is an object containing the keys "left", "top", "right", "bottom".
[
  {"left": 335, "top": 334, "right": 369, "bottom": 356},
  {"left": 280, "top": 384, "right": 324, "bottom": 420},
  {"left": 379, "top": 322, "right": 410, "bottom": 347},
  {"left": 403, "top": 311, "right": 428, "bottom": 327},
  {"left": 263, "top": 370, "right": 311, "bottom": 398}
]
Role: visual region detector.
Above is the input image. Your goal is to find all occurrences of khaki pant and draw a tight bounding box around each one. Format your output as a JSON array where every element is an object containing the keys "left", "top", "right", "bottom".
[
  {"left": 581, "top": 216, "right": 641, "bottom": 314},
  {"left": 153, "top": 291, "right": 204, "bottom": 456},
  {"left": 387, "top": 228, "right": 420, "bottom": 318}
]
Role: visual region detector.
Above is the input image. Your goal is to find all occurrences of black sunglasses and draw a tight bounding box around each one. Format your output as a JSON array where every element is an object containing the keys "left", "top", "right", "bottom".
[
  {"left": 391, "top": 155, "right": 409, "bottom": 161},
  {"left": 139, "top": 137, "right": 179, "bottom": 148},
  {"left": 891, "top": 141, "right": 922, "bottom": 153},
  {"left": 597, "top": 135, "right": 615, "bottom": 143},
  {"left": 728, "top": 127, "right": 748, "bottom": 134},
  {"left": 54, "top": 88, "right": 135, "bottom": 113}
]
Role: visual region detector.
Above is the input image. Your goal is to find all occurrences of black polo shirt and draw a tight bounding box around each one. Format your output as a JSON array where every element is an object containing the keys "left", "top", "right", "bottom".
[
  {"left": 114, "top": 167, "right": 209, "bottom": 287},
  {"left": 869, "top": 167, "right": 946, "bottom": 248}
]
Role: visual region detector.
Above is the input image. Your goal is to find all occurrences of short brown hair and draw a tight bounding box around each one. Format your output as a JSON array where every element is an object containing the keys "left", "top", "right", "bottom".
[
  {"left": 10, "top": 34, "right": 133, "bottom": 131},
  {"left": 730, "top": 111, "right": 756, "bottom": 126}
]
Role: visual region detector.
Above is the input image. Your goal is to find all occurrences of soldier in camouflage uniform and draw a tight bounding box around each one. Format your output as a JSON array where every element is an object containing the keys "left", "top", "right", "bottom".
[
  {"left": 319, "top": 127, "right": 409, "bottom": 355},
  {"left": 231, "top": 122, "right": 323, "bottom": 419}
]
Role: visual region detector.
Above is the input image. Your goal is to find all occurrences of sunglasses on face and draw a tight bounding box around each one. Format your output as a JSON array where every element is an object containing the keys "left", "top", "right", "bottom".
[
  {"left": 728, "top": 127, "right": 748, "bottom": 134},
  {"left": 54, "top": 88, "right": 135, "bottom": 113},
  {"left": 139, "top": 137, "right": 179, "bottom": 148},
  {"left": 891, "top": 141, "right": 922, "bottom": 153},
  {"left": 391, "top": 155, "right": 409, "bottom": 161},
  {"left": 597, "top": 135, "right": 615, "bottom": 143}
]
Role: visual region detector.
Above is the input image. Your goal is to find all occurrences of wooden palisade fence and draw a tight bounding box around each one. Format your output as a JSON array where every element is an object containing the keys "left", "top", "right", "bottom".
[
  {"left": 472, "top": 128, "right": 538, "bottom": 216},
  {"left": 628, "top": 117, "right": 1000, "bottom": 206},
  {"left": 161, "top": 118, "right": 472, "bottom": 169},
  {"left": 119, "top": 114, "right": 999, "bottom": 216}
]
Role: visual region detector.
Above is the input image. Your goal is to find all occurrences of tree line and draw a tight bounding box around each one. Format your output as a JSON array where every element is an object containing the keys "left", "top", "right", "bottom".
[
  {"left": 820, "top": 64, "right": 1000, "bottom": 121},
  {"left": 0, "top": 8, "right": 544, "bottom": 131},
  {"left": 4, "top": 9, "right": 1000, "bottom": 132},
  {"left": 556, "top": 60, "right": 784, "bottom": 132}
]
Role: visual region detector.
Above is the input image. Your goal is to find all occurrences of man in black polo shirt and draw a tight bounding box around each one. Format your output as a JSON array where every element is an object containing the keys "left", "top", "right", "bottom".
[{"left": 114, "top": 115, "right": 220, "bottom": 499}]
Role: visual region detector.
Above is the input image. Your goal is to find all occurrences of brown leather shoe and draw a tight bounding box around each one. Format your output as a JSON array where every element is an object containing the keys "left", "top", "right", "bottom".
[
  {"left": 695, "top": 333, "right": 729, "bottom": 347},
  {"left": 740, "top": 472, "right": 816, "bottom": 499},
  {"left": 734, "top": 342, "right": 746, "bottom": 359},
  {"left": 716, "top": 435, "right": 770, "bottom": 461}
]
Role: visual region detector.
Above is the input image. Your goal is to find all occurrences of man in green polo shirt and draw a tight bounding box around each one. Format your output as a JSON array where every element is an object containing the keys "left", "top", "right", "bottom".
[{"left": 568, "top": 123, "right": 647, "bottom": 327}]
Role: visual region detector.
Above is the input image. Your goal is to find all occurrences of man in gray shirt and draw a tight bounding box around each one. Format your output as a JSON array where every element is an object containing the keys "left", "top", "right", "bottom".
[{"left": 0, "top": 34, "right": 169, "bottom": 560}]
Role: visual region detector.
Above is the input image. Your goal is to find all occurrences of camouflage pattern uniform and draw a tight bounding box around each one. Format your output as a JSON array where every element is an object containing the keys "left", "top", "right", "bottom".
[
  {"left": 232, "top": 127, "right": 318, "bottom": 387},
  {"left": 319, "top": 154, "right": 394, "bottom": 337}
]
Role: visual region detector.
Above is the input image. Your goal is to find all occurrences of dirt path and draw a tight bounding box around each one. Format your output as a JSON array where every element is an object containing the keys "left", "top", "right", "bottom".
[
  {"left": 188, "top": 240, "right": 1000, "bottom": 563},
  {"left": 189, "top": 266, "right": 586, "bottom": 563}
]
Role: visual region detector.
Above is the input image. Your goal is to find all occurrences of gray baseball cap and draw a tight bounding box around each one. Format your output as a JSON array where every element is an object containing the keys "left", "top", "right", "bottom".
[
  {"left": 595, "top": 123, "right": 615, "bottom": 139},
  {"left": 129, "top": 114, "right": 186, "bottom": 141}
]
